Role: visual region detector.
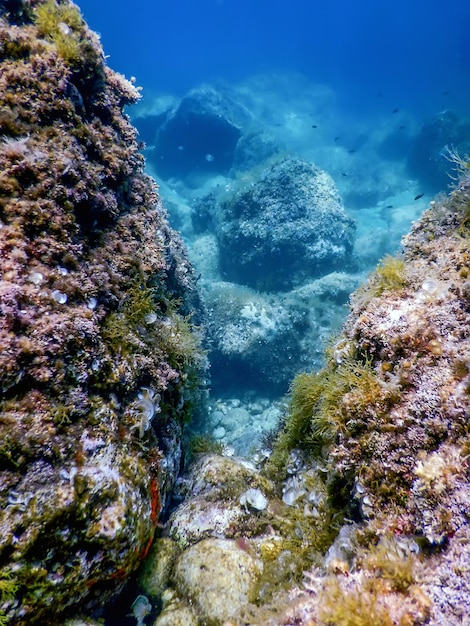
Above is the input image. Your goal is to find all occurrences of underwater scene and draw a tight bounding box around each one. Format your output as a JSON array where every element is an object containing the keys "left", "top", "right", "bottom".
[{"left": 0, "top": 0, "right": 469, "bottom": 624}]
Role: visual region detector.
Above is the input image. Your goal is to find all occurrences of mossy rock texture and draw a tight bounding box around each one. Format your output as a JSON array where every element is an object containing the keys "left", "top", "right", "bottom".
[
  {"left": 261, "top": 172, "right": 470, "bottom": 624},
  {"left": 0, "top": 1, "right": 206, "bottom": 623},
  {"left": 215, "top": 156, "right": 356, "bottom": 291}
]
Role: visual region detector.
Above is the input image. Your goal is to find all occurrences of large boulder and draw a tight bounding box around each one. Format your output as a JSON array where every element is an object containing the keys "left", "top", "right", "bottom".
[
  {"left": 214, "top": 157, "right": 356, "bottom": 291},
  {"left": 0, "top": 2, "right": 205, "bottom": 623},
  {"left": 203, "top": 274, "right": 359, "bottom": 395},
  {"left": 153, "top": 85, "right": 252, "bottom": 181},
  {"left": 407, "top": 109, "right": 470, "bottom": 193}
]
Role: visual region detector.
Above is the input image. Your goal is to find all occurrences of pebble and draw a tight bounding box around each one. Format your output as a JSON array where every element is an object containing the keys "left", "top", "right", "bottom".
[
  {"left": 201, "top": 395, "right": 284, "bottom": 456},
  {"left": 212, "top": 426, "right": 226, "bottom": 440}
]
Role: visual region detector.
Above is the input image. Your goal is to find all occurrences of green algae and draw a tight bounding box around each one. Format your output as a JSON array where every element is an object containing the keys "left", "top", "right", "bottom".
[
  {"left": 265, "top": 353, "right": 388, "bottom": 477},
  {"left": 34, "top": 0, "right": 85, "bottom": 65},
  {"left": 187, "top": 434, "right": 224, "bottom": 458},
  {"left": 0, "top": 570, "right": 18, "bottom": 625}
]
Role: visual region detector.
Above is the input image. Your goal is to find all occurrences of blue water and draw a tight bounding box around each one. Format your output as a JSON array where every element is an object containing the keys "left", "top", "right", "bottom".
[
  {"left": 77, "top": 0, "right": 470, "bottom": 405},
  {"left": 79, "top": 0, "right": 470, "bottom": 118}
]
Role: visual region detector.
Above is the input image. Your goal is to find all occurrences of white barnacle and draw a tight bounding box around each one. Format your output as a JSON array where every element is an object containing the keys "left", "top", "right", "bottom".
[
  {"left": 132, "top": 387, "right": 161, "bottom": 438},
  {"left": 282, "top": 473, "right": 309, "bottom": 506},
  {"left": 144, "top": 311, "right": 157, "bottom": 324},
  {"left": 333, "top": 339, "right": 352, "bottom": 365},
  {"left": 417, "top": 278, "right": 448, "bottom": 302},
  {"left": 58, "top": 21, "right": 71, "bottom": 35},
  {"left": 52, "top": 290, "right": 67, "bottom": 304},
  {"left": 28, "top": 271, "right": 44, "bottom": 285},
  {"left": 7, "top": 490, "right": 33, "bottom": 511},
  {"left": 131, "top": 594, "right": 152, "bottom": 626},
  {"left": 240, "top": 487, "right": 268, "bottom": 512}
]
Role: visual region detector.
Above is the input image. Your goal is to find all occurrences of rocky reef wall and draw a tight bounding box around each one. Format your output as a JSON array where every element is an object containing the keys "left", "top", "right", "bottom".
[{"left": 0, "top": 1, "right": 206, "bottom": 623}]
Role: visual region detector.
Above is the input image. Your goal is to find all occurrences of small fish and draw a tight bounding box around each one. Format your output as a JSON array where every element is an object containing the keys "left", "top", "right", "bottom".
[
  {"left": 311, "top": 124, "right": 317, "bottom": 129},
  {"left": 334, "top": 136, "right": 340, "bottom": 142},
  {"left": 341, "top": 172, "right": 348, "bottom": 177},
  {"left": 399, "top": 125, "right": 405, "bottom": 130},
  {"left": 392, "top": 108, "right": 399, "bottom": 114},
  {"left": 386, "top": 204, "right": 394, "bottom": 209},
  {"left": 348, "top": 149, "right": 357, "bottom": 154},
  {"left": 414, "top": 193, "right": 424, "bottom": 201}
]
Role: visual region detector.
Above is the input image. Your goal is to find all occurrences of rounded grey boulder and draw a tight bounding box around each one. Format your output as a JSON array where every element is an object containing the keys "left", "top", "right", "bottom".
[{"left": 216, "top": 157, "right": 356, "bottom": 290}]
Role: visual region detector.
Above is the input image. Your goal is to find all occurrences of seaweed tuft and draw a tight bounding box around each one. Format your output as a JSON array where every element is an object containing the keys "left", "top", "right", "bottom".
[{"left": 34, "top": 0, "right": 85, "bottom": 65}]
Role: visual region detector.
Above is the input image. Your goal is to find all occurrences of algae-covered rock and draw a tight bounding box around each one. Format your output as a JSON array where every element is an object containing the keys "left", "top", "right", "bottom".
[
  {"left": 260, "top": 168, "right": 470, "bottom": 624},
  {"left": 215, "top": 156, "right": 356, "bottom": 291},
  {"left": 173, "top": 538, "right": 263, "bottom": 625},
  {"left": 0, "top": 1, "right": 206, "bottom": 623},
  {"left": 168, "top": 453, "right": 274, "bottom": 548},
  {"left": 139, "top": 538, "right": 182, "bottom": 604}
]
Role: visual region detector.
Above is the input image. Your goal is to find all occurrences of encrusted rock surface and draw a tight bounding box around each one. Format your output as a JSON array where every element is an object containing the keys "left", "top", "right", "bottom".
[
  {"left": 0, "top": 1, "right": 205, "bottom": 623},
  {"left": 256, "top": 171, "right": 470, "bottom": 625},
  {"left": 215, "top": 156, "right": 356, "bottom": 291}
]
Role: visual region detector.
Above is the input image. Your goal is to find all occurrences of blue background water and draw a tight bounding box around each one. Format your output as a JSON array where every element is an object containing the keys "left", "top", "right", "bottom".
[
  {"left": 77, "top": 0, "right": 470, "bottom": 413},
  {"left": 79, "top": 0, "right": 470, "bottom": 118}
]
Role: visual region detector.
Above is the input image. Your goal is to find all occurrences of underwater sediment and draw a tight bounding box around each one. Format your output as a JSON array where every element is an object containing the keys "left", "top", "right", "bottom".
[{"left": 0, "top": 1, "right": 206, "bottom": 623}]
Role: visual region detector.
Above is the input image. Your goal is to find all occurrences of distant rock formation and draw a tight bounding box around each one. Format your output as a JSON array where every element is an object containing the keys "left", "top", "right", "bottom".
[
  {"left": 214, "top": 157, "right": 356, "bottom": 291},
  {"left": 152, "top": 84, "right": 252, "bottom": 181},
  {"left": 407, "top": 109, "right": 470, "bottom": 193},
  {"left": 0, "top": 1, "right": 206, "bottom": 622}
]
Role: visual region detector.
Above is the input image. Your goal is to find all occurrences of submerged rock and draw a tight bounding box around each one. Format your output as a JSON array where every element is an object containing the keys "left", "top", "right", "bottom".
[
  {"left": 173, "top": 538, "right": 263, "bottom": 625},
  {"left": 260, "top": 172, "right": 470, "bottom": 624},
  {"left": 0, "top": 2, "right": 206, "bottom": 623},
  {"left": 407, "top": 109, "right": 470, "bottom": 193},
  {"left": 203, "top": 273, "right": 360, "bottom": 395},
  {"left": 215, "top": 156, "right": 356, "bottom": 291},
  {"left": 150, "top": 175, "right": 470, "bottom": 625},
  {"left": 153, "top": 84, "right": 252, "bottom": 181}
]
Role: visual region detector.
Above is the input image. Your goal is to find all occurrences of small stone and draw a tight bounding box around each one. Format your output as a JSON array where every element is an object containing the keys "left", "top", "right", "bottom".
[
  {"left": 209, "top": 409, "right": 225, "bottom": 426},
  {"left": 227, "top": 407, "right": 250, "bottom": 426},
  {"left": 212, "top": 426, "right": 226, "bottom": 440}
]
